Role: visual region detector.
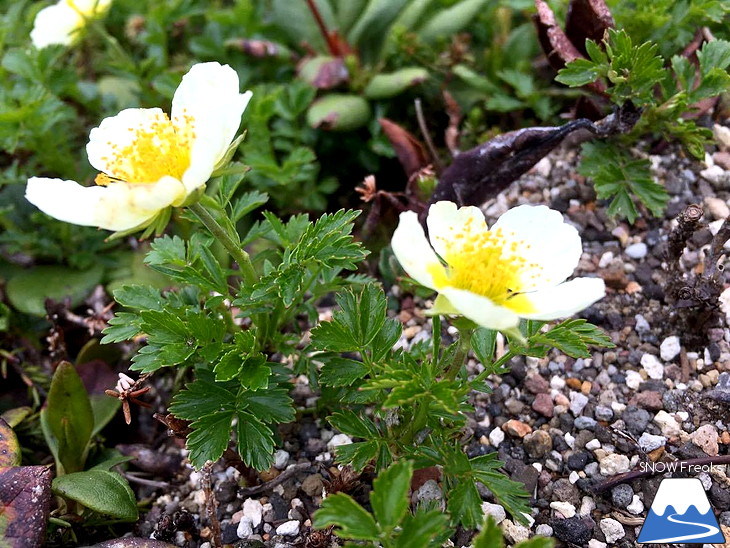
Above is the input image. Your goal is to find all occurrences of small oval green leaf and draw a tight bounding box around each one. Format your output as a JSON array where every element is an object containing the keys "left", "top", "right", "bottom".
[
  {"left": 7, "top": 264, "right": 104, "bottom": 316},
  {"left": 52, "top": 469, "right": 138, "bottom": 522},
  {"left": 364, "top": 68, "right": 429, "bottom": 99},
  {"left": 307, "top": 94, "right": 371, "bottom": 131}
]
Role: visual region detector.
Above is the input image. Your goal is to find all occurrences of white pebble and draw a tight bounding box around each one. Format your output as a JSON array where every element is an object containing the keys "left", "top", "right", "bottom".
[
  {"left": 660, "top": 336, "right": 681, "bottom": 361},
  {"left": 272, "top": 449, "right": 289, "bottom": 470},
  {"left": 598, "top": 251, "right": 614, "bottom": 268},
  {"left": 638, "top": 433, "right": 666, "bottom": 453},
  {"left": 599, "top": 454, "right": 631, "bottom": 476},
  {"left": 501, "top": 520, "right": 530, "bottom": 544},
  {"left": 641, "top": 353, "right": 664, "bottom": 379},
  {"left": 481, "top": 502, "right": 506, "bottom": 524},
  {"left": 569, "top": 391, "right": 589, "bottom": 415},
  {"left": 654, "top": 410, "right": 681, "bottom": 437},
  {"left": 627, "top": 495, "right": 644, "bottom": 515},
  {"left": 550, "top": 501, "right": 576, "bottom": 518},
  {"left": 585, "top": 439, "right": 601, "bottom": 451},
  {"left": 276, "top": 520, "right": 301, "bottom": 536},
  {"left": 600, "top": 518, "right": 625, "bottom": 543},
  {"left": 589, "top": 540, "right": 607, "bottom": 548},
  {"left": 242, "top": 498, "right": 263, "bottom": 528},
  {"left": 625, "top": 370, "right": 643, "bottom": 390},
  {"left": 580, "top": 496, "right": 596, "bottom": 517},
  {"left": 569, "top": 471, "right": 580, "bottom": 484},
  {"left": 535, "top": 524, "right": 553, "bottom": 537},
  {"left": 489, "top": 428, "right": 505, "bottom": 447},
  {"left": 237, "top": 517, "right": 254, "bottom": 539},
  {"left": 327, "top": 434, "right": 352, "bottom": 451},
  {"left": 625, "top": 242, "right": 648, "bottom": 259},
  {"left": 550, "top": 375, "right": 566, "bottom": 390}
]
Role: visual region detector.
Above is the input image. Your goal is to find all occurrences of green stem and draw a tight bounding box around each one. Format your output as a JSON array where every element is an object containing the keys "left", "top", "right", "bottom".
[
  {"left": 188, "top": 202, "right": 256, "bottom": 285},
  {"left": 471, "top": 348, "right": 516, "bottom": 385},
  {"left": 401, "top": 397, "right": 430, "bottom": 446},
  {"left": 444, "top": 327, "right": 474, "bottom": 381}
]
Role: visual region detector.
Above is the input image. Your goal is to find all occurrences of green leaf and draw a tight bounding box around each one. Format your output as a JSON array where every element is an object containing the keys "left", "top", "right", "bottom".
[
  {"left": 697, "top": 39, "right": 730, "bottom": 73},
  {"left": 313, "top": 493, "right": 379, "bottom": 540},
  {"left": 370, "top": 460, "right": 413, "bottom": 532},
  {"left": 214, "top": 349, "right": 245, "bottom": 382},
  {"left": 579, "top": 141, "right": 669, "bottom": 223},
  {"left": 52, "top": 470, "right": 138, "bottom": 521},
  {"left": 555, "top": 58, "right": 601, "bottom": 87},
  {"left": 113, "top": 285, "right": 164, "bottom": 311},
  {"left": 145, "top": 235, "right": 186, "bottom": 267},
  {"left": 472, "top": 515, "right": 504, "bottom": 548},
  {"left": 347, "top": 0, "right": 409, "bottom": 64},
  {"left": 472, "top": 454, "right": 531, "bottom": 524},
  {"left": 334, "top": 440, "right": 381, "bottom": 471},
  {"left": 363, "top": 68, "right": 429, "bottom": 100},
  {"left": 447, "top": 480, "right": 484, "bottom": 529},
  {"left": 169, "top": 378, "right": 237, "bottom": 420},
  {"left": 242, "top": 388, "right": 295, "bottom": 423},
  {"left": 187, "top": 411, "right": 235, "bottom": 469},
  {"left": 319, "top": 356, "right": 370, "bottom": 387},
  {"left": 471, "top": 328, "right": 497, "bottom": 367},
  {"left": 236, "top": 412, "right": 276, "bottom": 470},
  {"left": 6, "top": 264, "right": 104, "bottom": 316},
  {"left": 329, "top": 410, "right": 378, "bottom": 439},
  {"left": 41, "top": 362, "right": 94, "bottom": 474},
  {"left": 101, "top": 312, "right": 142, "bottom": 343},
  {"left": 516, "top": 537, "right": 555, "bottom": 548},
  {"left": 531, "top": 319, "right": 614, "bottom": 358},
  {"left": 230, "top": 190, "right": 269, "bottom": 223},
  {"left": 307, "top": 94, "right": 371, "bottom": 131},
  {"left": 418, "top": 0, "right": 489, "bottom": 44},
  {"left": 394, "top": 508, "right": 452, "bottom": 548}
]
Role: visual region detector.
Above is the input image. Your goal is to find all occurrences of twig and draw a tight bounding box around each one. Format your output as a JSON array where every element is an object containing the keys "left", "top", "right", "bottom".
[
  {"left": 304, "top": 0, "right": 340, "bottom": 56},
  {"left": 202, "top": 462, "right": 222, "bottom": 548},
  {"left": 415, "top": 99, "right": 442, "bottom": 171},
  {"left": 123, "top": 473, "right": 169, "bottom": 489},
  {"left": 592, "top": 455, "right": 730, "bottom": 493},
  {"left": 239, "top": 463, "right": 311, "bottom": 497}
]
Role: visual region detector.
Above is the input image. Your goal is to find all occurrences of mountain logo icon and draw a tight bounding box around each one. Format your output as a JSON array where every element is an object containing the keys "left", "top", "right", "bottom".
[{"left": 638, "top": 477, "right": 726, "bottom": 544}]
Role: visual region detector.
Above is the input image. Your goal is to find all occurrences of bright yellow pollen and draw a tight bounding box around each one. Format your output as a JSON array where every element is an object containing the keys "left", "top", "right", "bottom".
[
  {"left": 95, "top": 111, "right": 194, "bottom": 186},
  {"left": 429, "top": 219, "right": 542, "bottom": 314}
]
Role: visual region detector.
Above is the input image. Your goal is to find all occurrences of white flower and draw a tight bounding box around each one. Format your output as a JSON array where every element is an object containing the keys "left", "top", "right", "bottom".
[
  {"left": 391, "top": 201, "right": 606, "bottom": 330},
  {"left": 26, "top": 62, "right": 252, "bottom": 232},
  {"left": 31, "top": 0, "right": 112, "bottom": 48}
]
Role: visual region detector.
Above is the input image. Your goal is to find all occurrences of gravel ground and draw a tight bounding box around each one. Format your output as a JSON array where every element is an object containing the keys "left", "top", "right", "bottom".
[{"left": 120, "top": 124, "right": 730, "bottom": 548}]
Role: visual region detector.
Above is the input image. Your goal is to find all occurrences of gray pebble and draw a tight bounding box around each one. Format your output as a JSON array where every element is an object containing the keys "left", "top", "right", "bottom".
[
  {"left": 625, "top": 242, "right": 648, "bottom": 259},
  {"left": 611, "top": 484, "right": 634, "bottom": 508},
  {"left": 574, "top": 416, "right": 597, "bottom": 430}
]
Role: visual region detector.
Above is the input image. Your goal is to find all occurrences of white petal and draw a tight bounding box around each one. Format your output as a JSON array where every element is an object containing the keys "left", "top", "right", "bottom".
[
  {"left": 26, "top": 176, "right": 185, "bottom": 231},
  {"left": 426, "top": 200, "right": 488, "bottom": 259},
  {"left": 517, "top": 277, "right": 606, "bottom": 320},
  {"left": 31, "top": 2, "right": 83, "bottom": 48},
  {"left": 67, "top": 0, "right": 112, "bottom": 16},
  {"left": 492, "top": 204, "right": 583, "bottom": 290},
  {"left": 440, "top": 287, "right": 520, "bottom": 330},
  {"left": 86, "top": 108, "right": 166, "bottom": 178},
  {"left": 391, "top": 210, "right": 444, "bottom": 290},
  {"left": 171, "top": 62, "right": 253, "bottom": 192}
]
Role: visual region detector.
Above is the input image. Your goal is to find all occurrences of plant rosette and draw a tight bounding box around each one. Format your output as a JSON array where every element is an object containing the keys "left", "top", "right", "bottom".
[
  {"left": 391, "top": 201, "right": 606, "bottom": 332},
  {"left": 30, "top": 0, "right": 113, "bottom": 48},
  {"left": 25, "top": 62, "right": 252, "bottom": 236}
]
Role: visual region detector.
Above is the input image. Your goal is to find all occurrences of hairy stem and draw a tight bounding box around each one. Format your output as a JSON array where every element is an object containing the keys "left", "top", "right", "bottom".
[
  {"left": 188, "top": 202, "right": 256, "bottom": 285},
  {"left": 444, "top": 327, "right": 474, "bottom": 381}
]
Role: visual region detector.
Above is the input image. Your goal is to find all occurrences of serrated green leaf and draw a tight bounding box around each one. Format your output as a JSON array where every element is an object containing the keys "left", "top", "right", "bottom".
[
  {"left": 394, "top": 508, "right": 452, "bottom": 548},
  {"left": 236, "top": 412, "right": 275, "bottom": 470},
  {"left": 169, "top": 378, "right": 237, "bottom": 420},
  {"left": 145, "top": 235, "right": 186, "bottom": 267},
  {"left": 472, "top": 328, "right": 497, "bottom": 366},
  {"left": 329, "top": 410, "right": 378, "bottom": 439},
  {"left": 214, "top": 349, "right": 244, "bottom": 381},
  {"left": 516, "top": 537, "right": 555, "bottom": 548},
  {"left": 187, "top": 411, "right": 235, "bottom": 469},
  {"left": 555, "top": 58, "right": 601, "bottom": 87},
  {"left": 101, "top": 312, "right": 142, "bottom": 343},
  {"left": 113, "top": 285, "right": 164, "bottom": 311},
  {"left": 472, "top": 454, "right": 531, "bottom": 524},
  {"left": 698, "top": 39, "right": 730, "bottom": 74},
  {"left": 242, "top": 388, "right": 295, "bottom": 423},
  {"left": 370, "top": 460, "right": 412, "bottom": 532},
  {"left": 334, "top": 440, "right": 380, "bottom": 471},
  {"left": 240, "top": 355, "right": 271, "bottom": 390},
  {"left": 313, "top": 493, "right": 379, "bottom": 540},
  {"left": 472, "top": 515, "right": 503, "bottom": 548},
  {"left": 447, "top": 480, "right": 483, "bottom": 529},
  {"left": 319, "top": 356, "right": 370, "bottom": 387}
]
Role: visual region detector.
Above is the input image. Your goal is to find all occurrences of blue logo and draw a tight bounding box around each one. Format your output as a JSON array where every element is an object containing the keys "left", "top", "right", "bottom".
[{"left": 638, "top": 477, "right": 725, "bottom": 544}]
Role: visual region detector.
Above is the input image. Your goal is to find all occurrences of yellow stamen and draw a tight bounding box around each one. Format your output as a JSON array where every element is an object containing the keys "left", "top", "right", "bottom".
[
  {"left": 96, "top": 110, "right": 194, "bottom": 185},
  {"left": 430, "top": 219, "right": 541, "bottom": 314}
]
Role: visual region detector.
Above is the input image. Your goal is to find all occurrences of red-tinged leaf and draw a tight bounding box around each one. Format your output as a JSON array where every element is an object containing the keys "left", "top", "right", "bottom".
[
  {"left": 534, "top": 0, "right": 582, "bottom": 70},
  {"left": 565, "top": 0, "right": 615, "bottom": 57},
  {"left": 0, "top": 419, "right": 20, "bottom": 467},
  {"left": 379, "top": 118, "right": 430, "bottom": 178},
  {"left": 297, "top": 56, "right": 349, "bottom": 89},
  {"left": 0, "top": 466, "right": 52, "bottom": 548}
]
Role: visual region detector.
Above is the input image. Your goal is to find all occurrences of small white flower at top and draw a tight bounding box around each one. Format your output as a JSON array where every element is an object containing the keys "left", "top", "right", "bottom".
[
  {"left": 391, "top": 201, "right": 606, "bottom": 331},
  {"left": 26, "top": 62, "right": 252, "bottom": 232},
  {"left": 31, "top": 0, "right": 112, "bottom": 49}
]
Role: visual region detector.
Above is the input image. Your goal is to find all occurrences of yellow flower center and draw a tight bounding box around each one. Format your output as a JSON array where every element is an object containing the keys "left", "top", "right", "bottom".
[
  {"left": 95, "top": 111, "right": 194, "bottom": 186},
  {"left": 428, "top": 222, "right": 541, "bottom": 314}
]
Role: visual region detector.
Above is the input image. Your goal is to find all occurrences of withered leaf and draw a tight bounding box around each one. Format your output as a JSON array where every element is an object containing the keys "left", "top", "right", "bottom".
[
  {"left": 0, "top": 466, "right": 52, "bottom": 548},
  {"left": 565, "top": 0, "right": 615, "bottom": 56},
  {"left": 379, "top": 118, "right": 430, "bottom": 179},
  {"left": 534, "top": 0, "right": 583, "bottom": 70}
]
